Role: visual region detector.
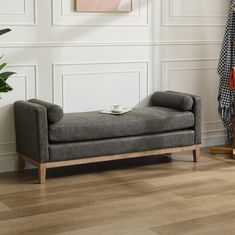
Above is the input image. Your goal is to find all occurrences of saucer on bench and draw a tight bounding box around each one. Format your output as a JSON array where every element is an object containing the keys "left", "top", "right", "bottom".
[{"left": 100, "top": 109, "right": 132, "bottom": 115}]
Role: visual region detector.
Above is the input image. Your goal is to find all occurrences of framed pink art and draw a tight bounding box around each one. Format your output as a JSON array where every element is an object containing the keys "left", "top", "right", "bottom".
[{"left": 75, "top": 0, "right": 132, "bottom": 13}]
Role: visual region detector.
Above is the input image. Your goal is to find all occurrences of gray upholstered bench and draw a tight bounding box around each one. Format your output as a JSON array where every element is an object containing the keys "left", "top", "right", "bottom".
[{"left": 14, "top": 91, "right": 201, "bottom": 184}]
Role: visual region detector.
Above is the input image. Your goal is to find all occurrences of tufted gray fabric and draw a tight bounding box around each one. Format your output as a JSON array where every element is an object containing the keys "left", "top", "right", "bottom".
[
  {"left": 14, "top": 101, "right": 49, "bottom": 163},
  {"left": 49, "top": 130, "right": 195, "bottom": 162},
  {"left": 28, "top": 99, "right": 63, "bottom": 124},
  {"left": 49, "top": 107, "right": 194, "bottom": 143},
  {"left": 151, "top": 92, "right": 193, "bottom": 111}
]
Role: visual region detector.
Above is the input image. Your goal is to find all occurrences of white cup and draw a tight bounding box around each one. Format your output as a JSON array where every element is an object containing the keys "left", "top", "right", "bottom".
[{"left": 111, "top": 104, "right": 122, "bottom": 113}]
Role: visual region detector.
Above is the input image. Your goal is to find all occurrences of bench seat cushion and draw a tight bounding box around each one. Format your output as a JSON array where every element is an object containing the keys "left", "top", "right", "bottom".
[
  {"left": 49, "top": 130, "right": 195, "bottom": 162},
  {"left": 48, "top": 106, "right": 194, "bottom": 143}
]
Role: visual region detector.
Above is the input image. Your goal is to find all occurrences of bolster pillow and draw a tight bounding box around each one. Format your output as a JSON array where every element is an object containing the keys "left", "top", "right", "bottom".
[
  {"left": 28, "top": 99, "right": 63, "bottom": 123},
  {"left": 151, "top": 92, "right": 193, "bottom": 111}
]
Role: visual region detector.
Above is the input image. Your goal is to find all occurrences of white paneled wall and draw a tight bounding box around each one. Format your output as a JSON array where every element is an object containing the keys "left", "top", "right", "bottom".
[
  {"left": 0, "top": 0, "right": 36, "bottom": 25},
  {"left": 162, "top": 0, "right": 227, "bottom": 26},
  {"left": 53, "top": 61, "right": 148, "bottom": 112},
  {"left": 53, "top": 0, "right": 148, "bottom": 26},
  {"left": 0, "top": 0, "right": 228, "bottom": 172}
]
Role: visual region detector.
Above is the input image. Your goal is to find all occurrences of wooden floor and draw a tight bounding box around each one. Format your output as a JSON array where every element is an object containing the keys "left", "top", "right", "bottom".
[{"left": 1, "top": 148, "right": 235, "bottom": 235}]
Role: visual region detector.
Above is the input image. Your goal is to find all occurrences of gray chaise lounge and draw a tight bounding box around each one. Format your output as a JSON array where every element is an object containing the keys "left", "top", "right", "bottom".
[{"left": 14, "top": 91, "right": 201, "bottom": 184}]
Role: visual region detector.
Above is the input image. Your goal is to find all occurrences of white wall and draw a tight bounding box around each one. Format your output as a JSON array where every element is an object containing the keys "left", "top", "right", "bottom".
[{"left": 0, "top": 0, "right": 229, "bottom": 172}]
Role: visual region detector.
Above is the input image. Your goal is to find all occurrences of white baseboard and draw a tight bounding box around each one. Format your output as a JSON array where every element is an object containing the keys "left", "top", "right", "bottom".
[
  {"left": 0, "top": 154, "right": 18, "bottom": 173},
  {"left": 202, "top": 135, "right": 226, "bottom": 147}
]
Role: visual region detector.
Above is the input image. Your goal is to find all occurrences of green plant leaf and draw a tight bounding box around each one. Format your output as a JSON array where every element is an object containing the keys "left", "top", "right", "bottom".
[
  {"left": 0, "top": 71, "right": 16, "bottom": 81},
  {"left": 0, "top": 28, "right": 11, "bottom": 36},
  {"left": 0, "top": 28, "right": 15, "bottom": 94},
  {"left": 0, "top": 77, "right": 13, "bottom": 92},
  {"left": 0, "top": 86, "right": 13, "bottom": 92},
  {"left": 0, "top": 63, "right": 7, "bottom": 71}
]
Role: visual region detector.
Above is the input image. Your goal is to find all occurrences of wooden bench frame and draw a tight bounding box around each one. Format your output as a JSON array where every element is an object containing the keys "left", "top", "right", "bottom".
[{"left": 19, "top": 144, "right": 200, "bottom": 184}]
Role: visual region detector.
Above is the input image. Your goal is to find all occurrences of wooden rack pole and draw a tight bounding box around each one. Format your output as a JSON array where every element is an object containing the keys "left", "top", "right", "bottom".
[
  {"left": 209, "top": 146, "right": 233, "bottom": 154},
  {"left": 209, "top": 116, "right": 235, "bottom": 159}
]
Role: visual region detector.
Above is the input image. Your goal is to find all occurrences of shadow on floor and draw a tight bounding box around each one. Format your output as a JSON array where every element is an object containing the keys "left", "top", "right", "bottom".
[{"left": 28, "top": 154, "right": 173, "bottom": 179}]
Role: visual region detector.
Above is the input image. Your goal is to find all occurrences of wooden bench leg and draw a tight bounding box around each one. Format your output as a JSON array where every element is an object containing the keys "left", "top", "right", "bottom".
[
  {"left": 38, "top": 164, "right": 46, "bottom": 184},
  {"left": 18, "top": 155, "right": 25, "bottom": 172},
  {"left": 193, "top": 145, "right": 200, "bottom": 162}
]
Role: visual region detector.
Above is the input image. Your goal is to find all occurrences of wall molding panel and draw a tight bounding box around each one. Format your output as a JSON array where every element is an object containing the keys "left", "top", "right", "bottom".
[
  {"left": 53, "top": 61, "right": 148, "bottom": 112},
  {"left": 0, "top": 64, "right": 38, "bottom": 105},
  {"left": 52, "top": 0, "right": 149, "bottom": 26},
  {"left": 162, "top": 0, "right": 228, "bottom": 26},
  {"left": 0, "top": 41, "right": 223, "bottom": 48},
  {"left": 0, "top": 0, "right": 37, "bottom": 25}
]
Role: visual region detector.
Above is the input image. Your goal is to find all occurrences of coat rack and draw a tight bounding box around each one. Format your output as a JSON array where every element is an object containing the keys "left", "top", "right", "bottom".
[
  {"left": 209, "top": 5, "right": 235, "bottom": 158},
  {"left": 211, "top": 23, "right": 235, "bottom": 157}
]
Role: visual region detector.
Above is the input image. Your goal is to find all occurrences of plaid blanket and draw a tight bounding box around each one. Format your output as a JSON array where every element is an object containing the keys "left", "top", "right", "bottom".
[{"left": 218, "top": 0, "right": 235, "bottom": 143}]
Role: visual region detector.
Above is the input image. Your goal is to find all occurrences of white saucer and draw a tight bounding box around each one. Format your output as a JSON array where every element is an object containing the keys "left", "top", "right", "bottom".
[{"left": 100, "top": 109, "right": 132, "bottom": 115}]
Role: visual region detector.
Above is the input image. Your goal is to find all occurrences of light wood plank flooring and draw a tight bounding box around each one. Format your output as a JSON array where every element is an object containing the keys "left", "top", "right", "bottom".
[{"left": 0, "top": 148, "right": 235, "bottom": 235}]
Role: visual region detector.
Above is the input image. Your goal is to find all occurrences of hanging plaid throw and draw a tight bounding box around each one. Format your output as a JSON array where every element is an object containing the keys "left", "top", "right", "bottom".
[{"left": 218, "top": 0, "right": 235, "bottom": 143}]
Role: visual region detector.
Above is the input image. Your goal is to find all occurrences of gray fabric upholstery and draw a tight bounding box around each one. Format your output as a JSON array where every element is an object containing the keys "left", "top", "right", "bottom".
[
  {"left": 151, "top": 92, "right": 193, "bottom": 111},
  {"left": 49, "top": 130, "right": 195, "bottom": 162},
  {"left": 14, "top": 91, "right": 201, "bottom": 165},
  {"left": 29, "top": 99, "right": 63, "bottom": 123},
  {"left": 14, "top": 101, "right": 49, "bottom": 163},
  {"left": 167, "top": 91, "right": 201, "bottom": 144},
  {"left": 49, "top": 107, "right": 194, "bottom": 143}
]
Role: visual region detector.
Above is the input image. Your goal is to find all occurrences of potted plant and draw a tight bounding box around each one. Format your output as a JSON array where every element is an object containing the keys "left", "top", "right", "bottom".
[{"left": 0, "top": 29, "right": 16, "bottom": 98}]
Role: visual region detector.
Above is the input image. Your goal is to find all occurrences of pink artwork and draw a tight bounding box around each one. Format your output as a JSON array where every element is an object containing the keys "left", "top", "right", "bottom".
[{"left": 75, "top": 0, "right": 132, "bottom": 12}]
